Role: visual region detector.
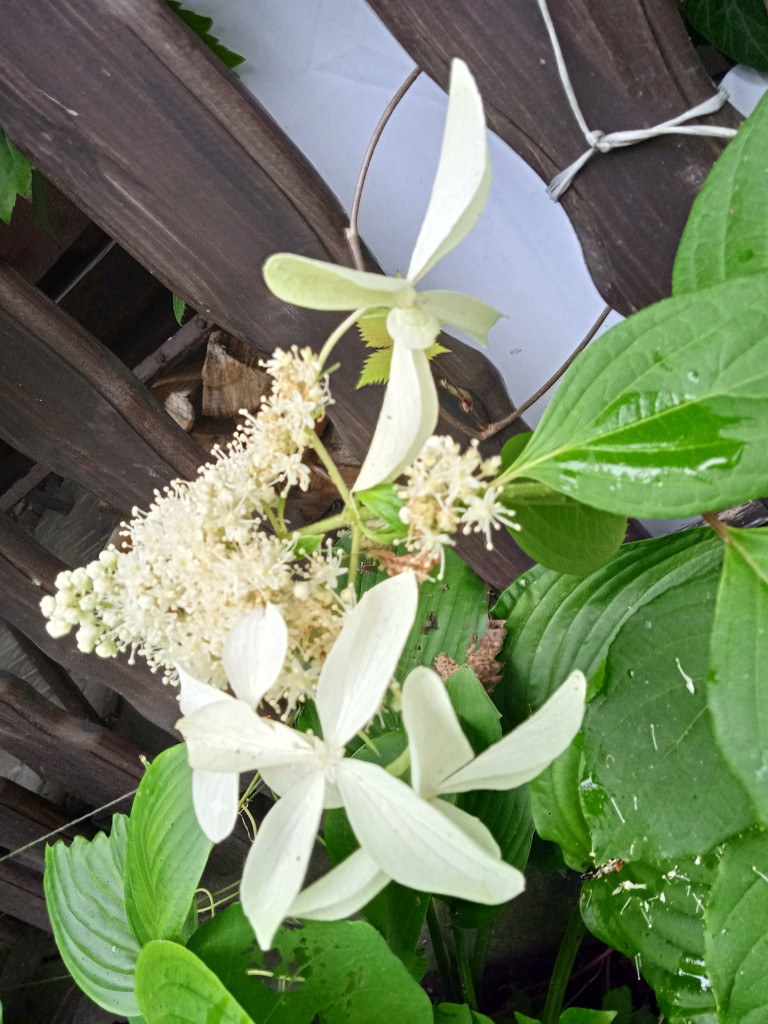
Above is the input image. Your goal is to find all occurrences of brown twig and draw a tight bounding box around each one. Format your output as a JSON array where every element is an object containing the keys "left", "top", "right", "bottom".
[
  {"left": 702, "top": 510, "right": 731, "bottom": 542},
  {"left": 478, "top": 304, "right": 612, "bottom": 439},
  {"left": 345, "top": 67, "right": 421, "bottom": 271}
]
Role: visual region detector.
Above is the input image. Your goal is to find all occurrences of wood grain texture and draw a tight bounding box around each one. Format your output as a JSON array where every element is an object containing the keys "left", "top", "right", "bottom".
[
  {"left": 0, "top": 672, "right": 143, "bottom": 805},
  {"left": 366, "top": 0, "right": 743, "bottom": 314},
  {"left": 0, "top": 778, "right": 93, "bottom": 873},
  {"left": 0, "top": 261, "right": 205, "bottom": 514},
  {"left": 0, "top": 514, "right": 180, "bottom": 733}
]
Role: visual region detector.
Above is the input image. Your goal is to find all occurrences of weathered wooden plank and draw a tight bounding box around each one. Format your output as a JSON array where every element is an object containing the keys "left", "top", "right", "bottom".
[
  {"left": 0, "top": 513, "right": 180, "bottom": 733},
  {"left": 0, "top": 672, "right": 143, "bottom": 805},
  {"left": 0, "top": 778, "right": 93, "bottom": 873},
  {"left": 366, "top": 0, "right": 742, "bottom": 314},
  {"left": 7, "top": 625, "right": 102, "bottom": 723},
  {"left": 0, "top": 858, "right": 50, "bottom": 931},
  {"left": 0, "top": 260, "right": 205, "bottom": 513}
]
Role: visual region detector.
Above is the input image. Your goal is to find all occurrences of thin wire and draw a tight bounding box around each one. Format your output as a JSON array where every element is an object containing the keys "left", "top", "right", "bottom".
[
  {"left": 0, "top": 787, "right": 137, "bottom": 865},
  {"left": 479, "top": 303, "right": 611, "bottom": 439},
  {"left": 535, "top": 0, "right": 737, "bottom": 200},
  {"left": 346, "top": 67, "right": 421, "bottom": 271}
]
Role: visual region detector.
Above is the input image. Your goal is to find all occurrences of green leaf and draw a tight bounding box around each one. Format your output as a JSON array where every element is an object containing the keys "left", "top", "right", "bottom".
[
  {"left": 135, "top": 939, "right": 255, "bottom": 1023},
  {"left": 674, "top": 94, "right": 768, "bottom": 294},
  {"left": 435, "top": 1005, "right": 495, "bottom": 1023},
  {"left": 356, "top": 482, "right": 406, "bottom": 541},
  {"left": 44, "top": 815, "right": 141, "bottom": 1017},
  {"left": 581, "top": 570, "right": 756, "bottom": 863},
  {"left": 0, "top": 130, "right": 32, "bottom": 224},
  {"left": 192, "top": 910, "right": 433, "bottom": 1024},
  {"left": 491, "top": 529, "right": 722, "bottom": 869},
  {"left": 355, "top": 306, "right": 449, "bottom": 387},
  {"left": 172, "top": 294, "right": 187, "bottom": 325},
  {"left": 707, "top": 526, "right": 768, "bottom": 820},
  {"left": 503, "top": 275, "right": 768, "bottom": 517},
  {"left": 125, "top": 745, "right": 212, "bottom": 946},
  {"left": 358, "top": 547, "right": 489, "bottom": 681},
  {"left": 166, "top": 1, "right": 246, "bottom": 68},
  {"left": 581, "top": 854, "right": 719, "bottom": 1024},
  {"left": 358, "top": 346, "right": 394, "bottom": 387},
  {"left": 499, "top": 435, "right": 627, "bottom": 575},
  {"left": 679, "top": 0, "right": 768, "bottom": 71},
  {"left": 446, "top": 666, "right": 501, "bottom": 751},
  {"left": 560, "top": 1012, "right": 617, "bottom": 1024},
  {"left": 705, "top": 829, "right": 768, "bottom": 1024}
]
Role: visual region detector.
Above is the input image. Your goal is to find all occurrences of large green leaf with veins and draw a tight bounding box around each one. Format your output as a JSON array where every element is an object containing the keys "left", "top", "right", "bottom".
[
  {"left": 582, "top": 853, "right": 719, "bottom": 1024},
  {"left": 580, "top": 571, "right": 755, "bottom": 864},
  {"left": 674, "top": 93, "right": 768, "bottom": 293},
  {"left": 679, "top": 0, "right": 768, "bottom": 72},
  {"left": 708, "top": 527, "right": 768, "bottom": 822},
  {"left": 44, "top": 815, "right": 141, "bottom": 1017},
  {"left": 503, "top": 274, "right": 768, "bottom": 518},
  {"left": 705, "top": 829, "right": 768, "bottom": 1024}
]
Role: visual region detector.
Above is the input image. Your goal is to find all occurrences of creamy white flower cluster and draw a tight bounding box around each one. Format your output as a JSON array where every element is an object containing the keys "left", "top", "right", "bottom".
[
  {"left": 397, "top": 435, "right": 520, "bottom": 563},
  {"left": 40, "top": 347, "right": 351, "bottom": 709}
]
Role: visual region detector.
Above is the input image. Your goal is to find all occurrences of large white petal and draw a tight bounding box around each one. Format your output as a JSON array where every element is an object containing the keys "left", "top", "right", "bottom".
[
  {"left": 177, "top": 665, "right": 235, "bottom": 715},
  {"left": 192, "top": 770, "right": 239, "bottom": 843},
  {"left": 421, "top": 291, "right": 504, "bottom": 347},
  {"left": 352, "top": 346, "right": 439, "bottom": 493},
  {"left": 177, "top": 699, "right": 316, "bottom": 773},
  {"left": 407, "top": 60, "right": 491, "bottom": 283},
  {"left": 439, "top": 670, "right": 588, "bottom": 794},
  {"left": 431, "top": 798, "right": 500, "bottom": 856},
  {"left": 241, "top": 772, "right": 326, "bottom": 950},
  {"left": 338, "top": 759, "right": 525, "bottom": 905},
  {"left": 222, "top": 605, "right": 287, "bottom": 708},
  {"left": 289, "top": 848, "right": 389, "bottom": 921},
  {"left": 401, "top": 667, "right": 473, "bottom": 799},
  {"left": 261, "top": 762, "right": 345, "bottom": 810},
  {"left": 315, "top": 571, "right": 418, "bottom": 748},
  {"left": 263, "top": 254, "right": 405, "bottom": 310}
]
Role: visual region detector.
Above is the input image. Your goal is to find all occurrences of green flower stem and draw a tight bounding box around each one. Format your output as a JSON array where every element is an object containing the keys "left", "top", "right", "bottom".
[
  {"left": 348, "top": 524, "right": 362, "bottom": 591},
  {"left": 454, "top": 924, "right": 478, "bottom": 1009},
  {"left": 427, "top": 900, "right": 459, "bottom": 1002},
  {"left": 306, "top": 430, "right": 357, "bottom": 511},
  {"left": 384, "top": 745, "right": 411, "bottom": 778},
  {"left": 294, "top": 511, "right": 352, "bottom": 537},
  {"left": 319, "top": 307, "right": 368, "bottom": 367},
  {"left": 542, "top": 901, "right": 585, "bottom": 1024},
  {"left": 261, "top": 503, "right": 287, "bottom": 538}
]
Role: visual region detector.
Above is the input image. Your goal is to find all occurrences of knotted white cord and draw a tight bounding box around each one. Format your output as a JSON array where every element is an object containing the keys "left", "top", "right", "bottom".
[{"left": 535, "top": 0, "right": 738, "bottom": 200}]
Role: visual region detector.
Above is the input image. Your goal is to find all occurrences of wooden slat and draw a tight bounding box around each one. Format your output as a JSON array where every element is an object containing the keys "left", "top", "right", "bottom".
[
  {"left": 0, "top": 778, "right": 93, "bottom": 873},
  {"left": 366, "top": 0, "right": 742, "bottom": 315},
  {"left": 0, "top": 513, "right": 180, "bottom": 733},
  {"left": 0, "top": 260, "right": 205, "bottom": 514},
  {"left": 7, "top": 625, "right": 102, "bottom": 724},
  {"left": 0, "top": 858, "right": 50, "bottom": 931},
  {"left": 0, "top": 672, "right": 143, "bottom": 805}
]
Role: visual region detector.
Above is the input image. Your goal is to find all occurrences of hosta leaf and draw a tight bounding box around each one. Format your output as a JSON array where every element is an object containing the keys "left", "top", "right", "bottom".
[
  {"left": 504, "top": 275, "right": 768, "bottom": 518},
  {"left": 708, "top": 527, "right": 768, "bottom": 821},
  {"left": 435, "top": 1005, "right": 495, "bottom": 1023},
  {"left": 125, "top": 745, "right": 212, "bottom": 946},
  {"left": 44, "top": 815, "right": 141, "bottom": 1017},
  {"left": 500, "top": 434, "right": 627, "bottom": 575},
  {"left": 581, "top": 853, "right": 719, "bottom": 1024},
  {"left": 491, "top": 529, "right": 721, "bottom": 869},
  {"left": 679, "top": 0, "right": 768, "bottom": 71},
  {"left": 135, "top": 940, "right": 255, "bottom": 1024},
  {"left": 0, "top": 130, "right": 32, "bottom": 224},
  {"left": 674, "top": 93, "right": 768, "bottom": 294},
  {"left": 581, "top": 571, "right": 755, "bottom": 863},
  {"left": 705, "top": 829, "right": 768, "bottom": 1024}
]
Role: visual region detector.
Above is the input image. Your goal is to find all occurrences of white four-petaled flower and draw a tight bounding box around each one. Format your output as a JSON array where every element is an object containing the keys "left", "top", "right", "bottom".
[
  {"left": 177, "top": 572, "right": 543, "bottom": 950},
  {"left": 262, "top": 59, "right": 503, "bottom": 492}
]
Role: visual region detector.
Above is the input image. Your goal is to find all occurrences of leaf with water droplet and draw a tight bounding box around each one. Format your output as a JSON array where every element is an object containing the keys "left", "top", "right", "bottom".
[
  {"left": 582, "top": 852, "right": 720, "bottom": 1024},
  {"left": 504, "top": 274, "right": 768, "bottom": 517},
  {"left": 491, "top": 529, "right": 722, "bottom": 869},
  {"left": 708, "top": 526, "right": 768, "bottom": 822},
  {"left": 581, "top": 571, "right": 756, "bottom": 863}
]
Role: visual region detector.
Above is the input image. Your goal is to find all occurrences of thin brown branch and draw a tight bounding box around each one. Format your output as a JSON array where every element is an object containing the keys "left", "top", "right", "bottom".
[
  {"left": 346, "top": 67, "right": 421, "bottom": 270},
  {"left": 478, "top": 304, "right": 611, "bottom": 439},
  {"left": 702, "top": 510, "right": 731, "bottom": 542}
]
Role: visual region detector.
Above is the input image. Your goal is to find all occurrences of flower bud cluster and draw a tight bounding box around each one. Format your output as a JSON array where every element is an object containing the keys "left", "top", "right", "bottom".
[
  {"left": 397, "top": 436, "right": 520, "bottom": 564},
  {"left": 40, "top": 347, "right": 351, "bottom": 710}
]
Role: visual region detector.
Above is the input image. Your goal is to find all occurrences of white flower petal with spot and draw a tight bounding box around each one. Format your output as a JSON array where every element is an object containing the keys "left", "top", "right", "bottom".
[
  {"left": 222, "top": 604, "right": 287, "bottom": 708},
  {"left": 191, "top": 770, "right": 240, "bottom": 843}
]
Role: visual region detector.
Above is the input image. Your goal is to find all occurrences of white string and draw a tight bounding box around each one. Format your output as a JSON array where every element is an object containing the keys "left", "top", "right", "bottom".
[{"left": 535, "top": 0, "right": 738, "bottom": 200}]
